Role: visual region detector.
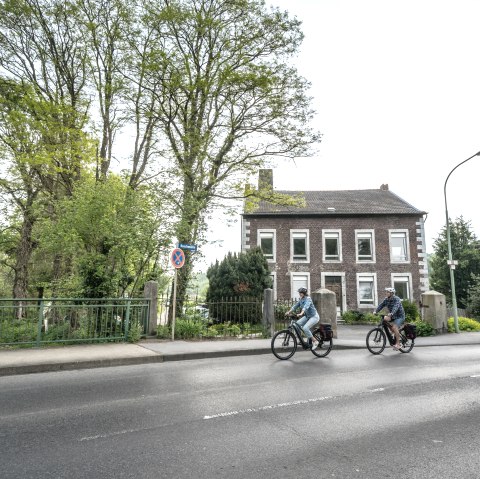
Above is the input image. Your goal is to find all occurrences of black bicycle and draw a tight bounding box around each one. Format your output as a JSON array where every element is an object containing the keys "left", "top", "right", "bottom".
[
  {"left": 271, "top": 314, "right": 333, "bottom": 360},
  {"left": 366, "top": 315, "right": 416, "bottom": 355}
]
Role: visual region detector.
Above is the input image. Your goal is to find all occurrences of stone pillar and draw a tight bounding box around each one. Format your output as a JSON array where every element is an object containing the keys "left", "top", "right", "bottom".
[
  {"left": 421, "top": 290, "right": 448, "bottom": 334},
  {"left": 144, "top": 281, "right": 159, "bottom": 335},
  {"left": 263, "top": 288, "right": 275, "bottom": 337},
  {"left": 311, "top": 288, "right": 338, "bottom": 338}
]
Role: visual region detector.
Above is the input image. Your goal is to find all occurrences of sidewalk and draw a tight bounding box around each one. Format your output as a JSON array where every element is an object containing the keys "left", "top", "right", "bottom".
[{"left": 1, "top": 324, "right": 480, "bottom": 376}]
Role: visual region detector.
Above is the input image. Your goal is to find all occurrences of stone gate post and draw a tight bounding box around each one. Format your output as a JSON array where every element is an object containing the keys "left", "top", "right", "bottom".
[
  {"left": 311, "top": 288, "right": 338, "bottom": 338},
  {"left": 144, "top": 281, "right": 159, "bottom": 335},
  {"left": 421, "top": 290, "right": 448, "bottom": 334}
]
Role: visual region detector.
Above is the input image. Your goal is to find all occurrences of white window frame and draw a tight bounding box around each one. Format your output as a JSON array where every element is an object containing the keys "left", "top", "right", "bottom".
[
  {"left": 257, "top": 229, "right": 276, "bottom": 263},
  {"left": 322, "top": 229, "right": 342, "bottom": 262},
  {"left": 290, "top": 272, "right": 310, "bottom": 300},
  {"left": 356, "top": 272, "right": 378, "bottom": 308},
  {"left": 389, "top": 229, "right": 410, "bottom": 263},
  {"left": 290, "top": 229, "right": 310, "bottom": 263},
  {"left": 391, "top": 273, "right": 412, "bottom": 300},
  {"left": 355, "top": 229, "right": 376, "bottom": 263}
]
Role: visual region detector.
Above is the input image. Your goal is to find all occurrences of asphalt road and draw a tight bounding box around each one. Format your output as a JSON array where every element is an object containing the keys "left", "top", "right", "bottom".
[{"left": 1, "top": 345, "right": 480, "bottom": 479}]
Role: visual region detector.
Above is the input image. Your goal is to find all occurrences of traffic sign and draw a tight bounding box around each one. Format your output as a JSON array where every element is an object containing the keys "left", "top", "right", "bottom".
[
  {"left": 171, "top": 248, "right": 185, "bottom": 269},
  {"left": 178, "top": 243, "right": 197, "bottom": 252}
]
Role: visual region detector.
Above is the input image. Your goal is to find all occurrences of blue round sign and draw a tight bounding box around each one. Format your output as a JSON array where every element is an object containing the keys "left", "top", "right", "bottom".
[{"left": 171, "top": 248, "right": 185, "bottom": 269}]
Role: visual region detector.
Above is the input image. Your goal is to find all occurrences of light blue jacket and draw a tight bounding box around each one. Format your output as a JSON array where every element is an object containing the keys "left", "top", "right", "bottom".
[{"left": 291, "top": 296, "right": 318, "bottom": 319}]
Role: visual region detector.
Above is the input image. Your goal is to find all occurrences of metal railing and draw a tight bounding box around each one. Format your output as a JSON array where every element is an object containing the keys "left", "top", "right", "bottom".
[
  {"left": 157, "top": 293, "right": 266, "bottom": 338},
  {"left": 0, "top": 298, "right": 150, "bottom": 347},
  {"left": 157, "top": 294, "right": 300, "bottom": 337}
]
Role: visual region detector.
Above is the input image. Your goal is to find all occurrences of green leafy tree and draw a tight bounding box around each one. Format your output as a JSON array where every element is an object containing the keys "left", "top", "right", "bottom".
[
  {"left": 142, "top": 0, "right": 319, "bottom": 305},
  {"left": 206, "top": 247, "right": 272, "bottom": 322},
  {"left": 32, "top": 173, "right": 173, "bottom": 297},
  {"left": 430, "top": 217, "right": 480, "bottom": 308},
  {"left": 466, "top": 274, "right": 480, "bottom": 319}
]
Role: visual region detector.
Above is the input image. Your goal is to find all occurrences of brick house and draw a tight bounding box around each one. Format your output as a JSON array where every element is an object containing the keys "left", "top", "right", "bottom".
[{"left": 241, "top": 170, "right": 429, "bottom": 315}]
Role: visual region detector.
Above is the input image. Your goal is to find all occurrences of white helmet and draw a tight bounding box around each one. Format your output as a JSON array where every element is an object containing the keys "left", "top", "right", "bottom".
[{"left": 385, "top": 287, "right": 395, "bottom": 294}]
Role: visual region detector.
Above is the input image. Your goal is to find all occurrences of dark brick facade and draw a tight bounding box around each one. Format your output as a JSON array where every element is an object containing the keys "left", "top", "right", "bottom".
[{"left": 242, "top": 213, "right": 429, "bottom": 311}]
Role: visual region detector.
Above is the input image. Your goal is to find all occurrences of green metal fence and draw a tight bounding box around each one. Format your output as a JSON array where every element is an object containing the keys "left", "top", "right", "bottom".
[
  {"left": 158, "top": 293, "right": 266, "bottom": 338},
  {"left": 0, "top": 298, "right": 150, "bottom": 347},
  {"left": 156, "top": 294, "right": 302, "bottom": 338}
]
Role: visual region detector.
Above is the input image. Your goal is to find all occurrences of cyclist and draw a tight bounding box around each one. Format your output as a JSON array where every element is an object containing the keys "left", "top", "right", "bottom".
[
  {"left": 374, "top": 287, "right": 405, "bottom": 350},
  {"left": 285, "top": 287, "right": 320, "bottom": 349}
]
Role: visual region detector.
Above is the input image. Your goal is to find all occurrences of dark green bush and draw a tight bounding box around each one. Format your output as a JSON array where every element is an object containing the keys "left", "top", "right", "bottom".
[
  {"left": 412, "top": 320, "right": 434, "bottom": 336},
  {"left": 402, "top": 299, "right": 420, "bottom": 322},
  {"left": 341, "top": 310, "right": 364, "bottom": 324},
  {"left": 341, "top": 311, "right": 377, "bottom": 324}
]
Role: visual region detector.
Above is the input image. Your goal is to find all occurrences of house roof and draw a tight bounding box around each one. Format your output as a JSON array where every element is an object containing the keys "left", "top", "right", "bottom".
[{"left": 244, "top": 189, "right": 426, "bottom": 216}]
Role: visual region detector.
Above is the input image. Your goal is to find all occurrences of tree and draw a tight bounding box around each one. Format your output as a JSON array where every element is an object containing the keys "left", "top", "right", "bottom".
[
  {"left": 467, "top": 274, "right": 480, "bottom": 319},
  {"left": 32, "top": 173, "right": 173, "bottom": 297},
  {"left": 206, "top": 247, "right": 272, "bottom": 323},
  {"left": 206, "top": 247, "right": 272, "bottom": 299},
  {"left": 143, "top": 0, "right": 320, "bottom": 304},
  {"left": 429, "top": 217, "right": 480, "bottom": 308}
]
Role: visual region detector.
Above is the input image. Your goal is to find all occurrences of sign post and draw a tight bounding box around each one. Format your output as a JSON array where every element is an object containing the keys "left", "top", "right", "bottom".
[{"left": 170, "top": 248, "right": 185, "bottom": 341}]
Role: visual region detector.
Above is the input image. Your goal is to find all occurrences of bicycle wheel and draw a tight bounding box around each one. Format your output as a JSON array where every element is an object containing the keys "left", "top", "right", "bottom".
[
  {"left": 366, "top": 328, "right": 386, "bottom": 354},
  {"left": 398, "top": 331, "right": 414, "bottom": 353},
  {"left": 271, "top": 329, "right": 297, "bottom": 360},
  {"left": 311, "top": 330, "right": 333, "bottom": 358}
]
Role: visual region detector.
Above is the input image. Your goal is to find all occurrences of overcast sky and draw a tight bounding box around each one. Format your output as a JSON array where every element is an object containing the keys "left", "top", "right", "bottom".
[{"left": 197, "top": 0, "right": 480, "bottom": 271}]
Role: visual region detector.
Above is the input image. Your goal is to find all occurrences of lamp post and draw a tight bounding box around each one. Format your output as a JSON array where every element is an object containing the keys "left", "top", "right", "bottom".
[{"left": 443, "top": 150, "right": 480, "bottom": 333}]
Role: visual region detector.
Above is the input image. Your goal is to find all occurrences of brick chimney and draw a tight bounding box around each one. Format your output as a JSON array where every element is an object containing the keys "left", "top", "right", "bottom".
[
  {"left": 258, "top": 169, "right": 273, "bottom": 190},
  {"left": 380, "top": 184, "right": 389, "bottom": 191}
]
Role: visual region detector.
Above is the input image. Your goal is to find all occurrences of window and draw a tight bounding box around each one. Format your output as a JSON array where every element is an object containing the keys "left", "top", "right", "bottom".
[
  {"left": 391, "top": 274, "right": 412, "bottom": 300},
  {"left": 291, "top": 273, "right": 309, "bottom": 299},
  {"left": 355, "top": 230, "right": 375, "bottom": 262},
  {"left": 357, "top": 273, "right": 377, "bottom": 307},
  {"left": 258, "top": 229, "right": 276, "bottom": 262},
  {"left": 323, "top": 230, "right": 342, "bottom": 262},
  {"left": 290, "top": 230, "right": 309, "bottom": 262},
  {"left": 389, "top": 230, "right": 409, "bottom": 263}
]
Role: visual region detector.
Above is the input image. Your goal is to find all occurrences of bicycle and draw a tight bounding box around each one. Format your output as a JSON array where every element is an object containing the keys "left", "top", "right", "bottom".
[
  {"left": 271, "top": 314, "right": 333, "bottom": 360},
  {"left": 366, "top": 314, "right": 415, "bottom": 355}
]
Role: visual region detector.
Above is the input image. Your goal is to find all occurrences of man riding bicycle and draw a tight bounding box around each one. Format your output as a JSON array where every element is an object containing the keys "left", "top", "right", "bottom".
[
  {"left": 374, "top": 287, "right": 405, "bottom": 350},
  {"left": 285, "top": 287, "right": 320, "bottom": 349}
]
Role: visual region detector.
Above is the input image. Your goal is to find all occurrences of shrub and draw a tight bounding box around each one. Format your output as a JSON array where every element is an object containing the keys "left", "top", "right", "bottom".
[
  {"left": 0, "top": 320, "right": 37, "bottom": 344},
  {"left": 127, "top": 322, "right": 143, "bottom": 342},
  {"left": 341, "top": 310, "right": 377, "bottom": 324},
  {"left": 412, "top": 320, "right": 434, "bottom": 336},
  {"left": 274, "top": 303, "right": 291, "bottom": 321},
  {"left": 174, "top": 319, "right": 204, "bottom": 339},
  {"left": 341, "top": 310, "right": 363, "bottom": 324},
  {"left": 156, "top": 324, "right": 170, "bottom": 339},
  {"left": 447, "top": 316, "right": 480, "bottom": 333},
  {"left": 402, "top": 299, "right": 420, "bottom": 322}
]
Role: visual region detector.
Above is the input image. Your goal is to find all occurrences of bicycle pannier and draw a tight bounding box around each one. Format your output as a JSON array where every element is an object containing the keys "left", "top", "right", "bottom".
[
  {"left": 319, "top": 323, "right": 333, "bottom": 340},
  {"left": 404, "top": 323, "right": 416, "bottom": 340}
]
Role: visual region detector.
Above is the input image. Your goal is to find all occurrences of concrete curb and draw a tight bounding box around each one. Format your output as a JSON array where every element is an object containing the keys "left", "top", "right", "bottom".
[
  {"left": 1, "top": 338, "right": 480, "bottom": 376},
  {"left": 0, "top": 355, "right": 165, "bottom": 377}
]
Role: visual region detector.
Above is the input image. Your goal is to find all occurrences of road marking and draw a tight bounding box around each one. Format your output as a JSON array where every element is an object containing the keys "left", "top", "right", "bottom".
[
  {"left": 203, "top": 388, "right": 385, "bottom": 420},
  {"left": 79, "top": 428, "right": 142, "bottom": 441},
  {"left": 203, "top": 396, "right": 333, "bottom": 420}
]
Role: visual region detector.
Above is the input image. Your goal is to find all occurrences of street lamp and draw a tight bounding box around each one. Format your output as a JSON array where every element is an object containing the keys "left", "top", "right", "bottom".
[{"left": 443, "top": 150, "right": 480, "bottom": 333}]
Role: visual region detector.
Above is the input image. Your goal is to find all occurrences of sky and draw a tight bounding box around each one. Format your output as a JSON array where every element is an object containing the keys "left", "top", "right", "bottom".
[{"left": 196, "top": 0, "right": 480, "bottom": 271}]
